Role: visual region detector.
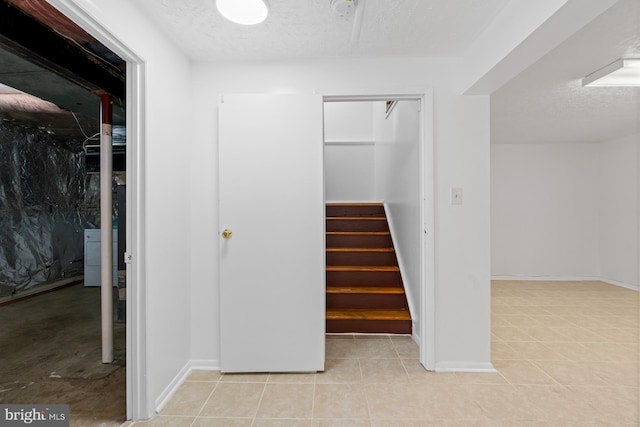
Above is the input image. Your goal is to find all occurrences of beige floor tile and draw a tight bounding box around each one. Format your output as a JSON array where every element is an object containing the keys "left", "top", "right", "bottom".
[
  {"left": 191, "top": 418, "right": 252, "bottom": 427},
  {"left": 359, "top": 358, "right": 409, "bottom": 383},
  {"left": 267, "top": 372, "right": 316, "bottom": 384},
  {"left": 325, "top": 336, "right": 358, "bottom": 359},
  {"left": 370, "top": 421, "right": 435, "bottom": 427},
  {"left": 492, "top": 327, "right": 535, "bottom": 341},
  {"left": 313, "top": 384, "right": 369, "bottom": 419},
  {"left": 518, "top": 325, "right": 572, "bottom": 342},
  {"left": 586, "top": 342, "right": 638, "bottom": 362},
  {"left": 550, "top": 342, "right": 600, "bottom": 362},
  {"left": 553, "top": 327, "right": 608, "bottom": 343},
  {"left": 316, "top": 358, "right": 362, "bottom": 384},
  {"left": 132, "top": 415, "right": 195, "bottom": 426},
  {"left": 199, "top": 382, "right": 264, "bottom": 418},
  {"left": 187, "top": 370, "right": 223, "bottom": 382},
  {"left": 159, "top": 381, "right": 216, "bottom": 416},
  {"left": 490, "top": 341, "right": 518, "bottom": 360},
  {"left": 220, "top": 373, "right": 270, "bottom": 383},
  {"left": 493, "top": 360, "right": 557, "bottom": 385},
  {"left": 418, "top": 385, "right": 489, "bottom": 420},
  {"left": 252, "top": 418, "right": 312, "bottom": 426},
  {"left": 312, "top": 420, "right": 371, "bottom": 427},
  {"left": 402, "top": 359, "right": 460, "bottom": 384},
  {"left": 473, "top": 385, "right": 545, "bottom": 421},
  {"left": 532, "top": 361, "right": 608, "bottom": 386},
  {"left": 255, "top": 384, "right": 314, "bottom": 419},
  {"left": 566, "top": 386, "right": 639, "bottom": 424},
  {"left": 390, "top": 336, "right": 419, "bottom": 358},
  {"left": 365, "top": 383, "right": 429, "bottom": 420},
  {"left": 355, "top": 337, "right": 398, "bottom": 359},
  {"left": 501, "top": 315, "right": 543, "bottom": 326},
  {"left": 503, "top": 341, "right": 567, "bottom": 361},
  {"left": 491, "top": 316, "right": 512, "bottom": 327},
  {"left": 581, "top": 362, "right": 640, "bottom": 387},
  {"left": 453, "top": 372, "right": 508, "bottom": 385},
  {"left": 590, "top": 327, "right": 639, "bottom": 343}
]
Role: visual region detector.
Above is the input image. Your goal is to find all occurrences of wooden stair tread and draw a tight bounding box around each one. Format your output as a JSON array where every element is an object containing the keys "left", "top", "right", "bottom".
[
  {"left": 326, "top": 309, "right": 411, "bottom": 321},
  {"left": 326, "top": 202, "right": 384, "bottom": 206},
  {"left": 326, "top": 231, "right": 390, "bottom": 236},
  {"left": 326, "top": 265, "right": 399, "bottom": 272},
  {"left": 326, "top": 247, "right": 394, "bottom": 253},
  {"left": 326, "top": 217, "right": 386, "bottom": 220},
  {"left": 327, "top": 286, "right": 404, "bottom": 294}
]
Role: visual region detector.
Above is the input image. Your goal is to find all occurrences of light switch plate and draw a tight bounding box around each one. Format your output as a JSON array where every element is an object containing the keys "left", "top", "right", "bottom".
[{"left": 451, "top": 188, "right": 463, "bottom": 205}]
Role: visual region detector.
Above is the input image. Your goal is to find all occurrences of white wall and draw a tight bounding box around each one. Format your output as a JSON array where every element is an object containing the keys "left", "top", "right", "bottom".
[
  {"left": 324, "top": 102, "right": 375, "bottom": 201},
  {"left": 53, "top": 0, "right": 194, "bottom": 418},
  {"left": 598, "top": 133, "right": 639, "bottom": 288},
  {"left": 373, "top": 100, "right": 422, "bottom": 335},
  {"left": 491, "top": 134, "right": 640, "bottom": 289},
  {"left": 190, "top": 57, "right": 492, "bottom": 372}
]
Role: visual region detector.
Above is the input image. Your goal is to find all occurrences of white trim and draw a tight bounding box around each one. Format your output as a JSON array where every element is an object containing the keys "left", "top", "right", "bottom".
[
  {"left": 420, "top": 89, "right": 435, "bottom": 371},
  {"left": 492, "top": 275, "right": 640, "bottom": 291},
  {"left": 435, "top": 362, "right": 496, "bottom": 373},
  {"left": 45, "top": 0, "right": 149, "bottom": 420},
  {"left": 154, "top": 360, "right": 220, "bottom": 413},
  {"left": 324, "top": 140, "right": 374, "bottom": 146},
  {"left": 383, "top": 201, "right": 418, "bottom": 335}
]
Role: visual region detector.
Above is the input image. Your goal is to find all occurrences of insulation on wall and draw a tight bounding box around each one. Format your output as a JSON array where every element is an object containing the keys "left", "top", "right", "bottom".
[{"left": 0, "top": 124, "right": 100, "bottom": 294}]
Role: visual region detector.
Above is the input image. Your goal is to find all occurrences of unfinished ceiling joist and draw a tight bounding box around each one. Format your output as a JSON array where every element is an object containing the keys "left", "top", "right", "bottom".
[{"left": 0, "top": 0, "right": 125, "bottom": 103}]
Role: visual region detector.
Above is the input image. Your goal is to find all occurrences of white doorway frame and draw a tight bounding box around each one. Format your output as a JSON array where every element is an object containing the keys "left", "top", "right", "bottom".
[
  {"left": 46, "top": 0, "right": 149, "bottom": 419},
  {"left": 323, "top": 91, "right": 435, "bottom": 370}
]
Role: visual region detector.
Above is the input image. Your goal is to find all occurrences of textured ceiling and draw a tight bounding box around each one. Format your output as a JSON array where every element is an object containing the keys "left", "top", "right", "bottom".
[
  {"left": 491, "top": 0, "right": 640, "bottom": 144},
  {"left": 134, "top": 0, "right": 509, "bottom": 61}
]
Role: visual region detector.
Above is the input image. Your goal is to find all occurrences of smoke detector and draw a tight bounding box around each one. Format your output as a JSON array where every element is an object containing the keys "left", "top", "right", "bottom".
[{"left": 330, "top": 0, "right": 357, "bottom": 18}]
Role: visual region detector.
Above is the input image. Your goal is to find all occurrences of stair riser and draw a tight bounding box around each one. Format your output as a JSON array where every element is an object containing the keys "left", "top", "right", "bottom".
[
  {"left": 326, "top": 319, "right": 412, "bottom": 334},
  {"left": 326, "top": 220, "right": 388, "bottom": 232},
  {"left": 326, "top": 234, "right": 392, "bottom": 248},
  {"left": 327, "top": 293, "right": 408, "bottom": 310},
  {"left": 326, "top": 205, "right": 385, "bottom": 217},
  {"left": 327, "top": 270, "right": 402, "bottom": 286},
  {"left": 326, "top": 251, "right": 397, "bottom": 266}
]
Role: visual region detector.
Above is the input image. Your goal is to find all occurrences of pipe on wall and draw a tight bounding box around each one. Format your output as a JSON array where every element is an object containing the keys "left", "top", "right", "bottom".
[{"left": 100, "top": 93, "right": 114, "bottom": 364}]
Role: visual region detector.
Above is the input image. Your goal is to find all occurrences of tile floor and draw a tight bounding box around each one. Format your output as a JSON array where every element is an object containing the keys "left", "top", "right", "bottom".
[{"left": 128, "top": 281, "right": 639, "bottom": 426}]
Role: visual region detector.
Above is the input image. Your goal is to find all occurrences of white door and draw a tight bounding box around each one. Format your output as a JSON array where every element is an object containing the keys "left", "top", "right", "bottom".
[{"left": 219, "top": 94, "right": 325, "bottom": 373}]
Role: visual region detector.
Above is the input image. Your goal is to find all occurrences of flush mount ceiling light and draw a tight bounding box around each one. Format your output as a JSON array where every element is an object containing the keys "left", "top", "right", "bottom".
[
  {"left": 582, "top": 58, "right": 640, "bottom": 87},
  {"left": 216, "top": 0, "right": 269, "bottom": 25}
]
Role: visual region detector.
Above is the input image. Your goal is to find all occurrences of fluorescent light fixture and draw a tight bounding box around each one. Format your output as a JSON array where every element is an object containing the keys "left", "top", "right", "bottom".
[
  {"left": 582, "top": 58, "right": 640, "bottom": 87},
  {"left": 216, "top": 0, "right": 268, "bottom": 25}
]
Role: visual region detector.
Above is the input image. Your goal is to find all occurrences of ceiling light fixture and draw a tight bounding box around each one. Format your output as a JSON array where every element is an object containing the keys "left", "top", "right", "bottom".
[
  {"left": 582, "top": 58, "right": 640, "bottom": 87},
  {"left": 216, "top": 0, "right": 269, "bottom": 25}
]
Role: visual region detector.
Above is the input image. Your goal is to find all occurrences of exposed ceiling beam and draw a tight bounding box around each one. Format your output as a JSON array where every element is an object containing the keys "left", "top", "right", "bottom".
[{"left": 0, "top": 0, "right": 125, "bottom": 102}]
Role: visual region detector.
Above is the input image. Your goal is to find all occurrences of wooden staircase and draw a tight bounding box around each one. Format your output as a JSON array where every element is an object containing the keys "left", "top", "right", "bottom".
[{"left": 326, "top": 203, "right": 412, "bottom": 334}]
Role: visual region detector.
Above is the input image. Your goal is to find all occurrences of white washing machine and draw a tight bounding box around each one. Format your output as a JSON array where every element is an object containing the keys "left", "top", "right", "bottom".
[{"left": 84, "top": 229, "right": 118, "bottom": 287}]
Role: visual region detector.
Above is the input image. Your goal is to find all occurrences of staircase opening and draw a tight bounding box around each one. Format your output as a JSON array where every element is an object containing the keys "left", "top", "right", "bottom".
[
  {"left": 323, "top": 99, "right": 424, "bottom": 337},
  {"left": 325, "top": 202, "right": 412, "bottom": 333}
]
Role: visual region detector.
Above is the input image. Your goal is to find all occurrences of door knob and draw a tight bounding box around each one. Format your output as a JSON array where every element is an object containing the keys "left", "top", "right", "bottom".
[{"left": 222, "top": 228, "right": 233, "bottom": 239}]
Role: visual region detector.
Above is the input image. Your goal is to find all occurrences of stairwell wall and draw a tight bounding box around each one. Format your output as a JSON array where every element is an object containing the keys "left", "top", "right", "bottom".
[{"left": 373, "top": 100, "right": 423, "bottom": 337}]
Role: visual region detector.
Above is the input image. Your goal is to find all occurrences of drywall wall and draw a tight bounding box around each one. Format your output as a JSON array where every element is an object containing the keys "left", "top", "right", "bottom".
[
  {"left": 52, "top": 0, "right": 194, "bottom": 418},
  {"left": 491, "top": 135, "right": 639, "bottom": 289},
  {"left": 598, "top": 133, "right": 639, "bottom": 288},
  {"left": 491, "top": 143, "right": 600, "bottom": 278},
  {"left": 324, "top": 102, "right": 375, "bottom": 201},
  {"left": 190, "top": 57, "right": 492, "bottom": 371},
  {"left": 373, "top": 100, "right": 422, "bottom": 333}
]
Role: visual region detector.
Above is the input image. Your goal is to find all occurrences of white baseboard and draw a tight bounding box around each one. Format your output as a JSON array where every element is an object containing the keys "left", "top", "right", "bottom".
[
  {"left": 154, "top": 359, "right": 221, "bottom": 413},
  {"left": 435, "top": 361, "right": 496, "bottom": 373},
  {"left": 491, "top": 275, "right": 639, "bottom": 291}
]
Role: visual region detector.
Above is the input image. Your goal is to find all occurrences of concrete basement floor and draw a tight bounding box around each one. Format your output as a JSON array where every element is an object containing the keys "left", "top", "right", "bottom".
[{"left": 0, "top": 283, "right": 126, "bottom": 426}]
